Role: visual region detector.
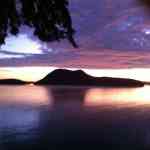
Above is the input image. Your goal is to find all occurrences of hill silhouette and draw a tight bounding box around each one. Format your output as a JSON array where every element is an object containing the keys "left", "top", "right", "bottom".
[
  {"left": 35, "top": 69, "right": 144, "bottom": 87},
  {"left": 0, "top": 79, "right": 26, "bottom": 85}
]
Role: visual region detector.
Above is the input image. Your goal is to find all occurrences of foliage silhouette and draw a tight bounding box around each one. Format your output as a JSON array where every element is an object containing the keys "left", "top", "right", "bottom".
[
  {"left": 139, "top": 0, "right": 150, "bottom": 8},
  {"left": 0, "top": 0, "right": 78, "bottom": 48}
]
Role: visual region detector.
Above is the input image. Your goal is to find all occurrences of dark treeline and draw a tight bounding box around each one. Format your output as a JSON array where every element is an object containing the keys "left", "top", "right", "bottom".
[{"left": 0, "top": 0, "right": 78, "bottom": 47}]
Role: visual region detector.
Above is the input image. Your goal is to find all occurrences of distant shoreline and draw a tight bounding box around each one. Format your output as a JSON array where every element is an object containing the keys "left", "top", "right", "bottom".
[
  {"left": 0, "top": 69, "right": 145, "bottom": 87},
  {"left": 35, "top": 69, "right": 144, "bottom": 87}
]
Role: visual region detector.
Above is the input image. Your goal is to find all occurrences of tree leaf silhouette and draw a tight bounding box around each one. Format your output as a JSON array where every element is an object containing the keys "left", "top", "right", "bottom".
[{"left": 0, "top": 0, "right": 78, "bottom": 48}]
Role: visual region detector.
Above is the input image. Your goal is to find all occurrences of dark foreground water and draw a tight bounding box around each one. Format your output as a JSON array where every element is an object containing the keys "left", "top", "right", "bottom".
[{"left": 1, "top": 85, "right": 150, "bottom": 149}]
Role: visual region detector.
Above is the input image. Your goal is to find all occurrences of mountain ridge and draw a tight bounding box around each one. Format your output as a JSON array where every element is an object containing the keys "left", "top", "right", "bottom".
[{"left": 35, "top": 69, "right": 144, "bottom": 87}]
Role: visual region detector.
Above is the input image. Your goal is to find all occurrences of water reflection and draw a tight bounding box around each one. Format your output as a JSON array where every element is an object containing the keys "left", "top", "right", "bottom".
[
  {"left": 0, "top": 85, "right": 52, "bottom": 106},
  {"left": 84, "top": 85, "right": 150, "bottom": 107},
  {"left": 1, "top": 85, "right": 150, "bottom": 149},
  {"left": 50, "top": 86, "right": 86, "bottom": 106},
  {"left": 1, "top": 85, "right": 150, "bottom": 108},
  {"left": 0, "top": 108, "right": 39, "bottom": 141}
]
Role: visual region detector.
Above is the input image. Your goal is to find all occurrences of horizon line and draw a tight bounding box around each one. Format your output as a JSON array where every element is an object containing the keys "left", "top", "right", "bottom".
[{"left": 1, "top": 67, "right": 150, "bottom": 82}]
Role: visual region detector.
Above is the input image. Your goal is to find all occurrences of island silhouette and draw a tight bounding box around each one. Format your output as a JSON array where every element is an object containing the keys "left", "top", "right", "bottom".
[
  {"left": 0, "top": 79, "right": 26, "bottom": 85},
  {"left": 35, "top": 69, "right": 144, "bottom": 87},
  {"left": 0, "top": 69, "right": 145, "bottom": 87}
]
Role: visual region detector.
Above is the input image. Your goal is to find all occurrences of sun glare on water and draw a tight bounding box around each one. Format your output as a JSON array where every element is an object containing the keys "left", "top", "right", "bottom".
[{"left": 84, "top": 85, "right": 150, "bottom": 107}]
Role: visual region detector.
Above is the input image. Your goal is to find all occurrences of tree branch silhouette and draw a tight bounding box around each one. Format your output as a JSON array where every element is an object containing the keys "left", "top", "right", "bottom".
[{"left": 0, "top": 0, "right": 78, "bottom": 48}]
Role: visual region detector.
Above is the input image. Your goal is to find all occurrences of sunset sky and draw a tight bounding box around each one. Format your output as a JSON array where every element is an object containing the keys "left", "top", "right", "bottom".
[{"left": 1, "top": 0, "right": 150, "bottom": 81}]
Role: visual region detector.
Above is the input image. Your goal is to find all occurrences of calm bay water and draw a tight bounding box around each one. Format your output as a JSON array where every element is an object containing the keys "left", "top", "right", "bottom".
[{"left": 1, "top": 85, "right": 150, "bottom": 149}]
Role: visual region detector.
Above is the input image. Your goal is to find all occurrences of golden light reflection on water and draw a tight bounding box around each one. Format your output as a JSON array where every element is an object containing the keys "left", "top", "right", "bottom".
[
  {"left": 84, "top": 86, "right": 150, "bottom": 107},
  {"left": 1, "top": 85, "right": 150, "bottom": 108},
  {"left": 0, "top": 85, "right": 53, "bottom": 106}
]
